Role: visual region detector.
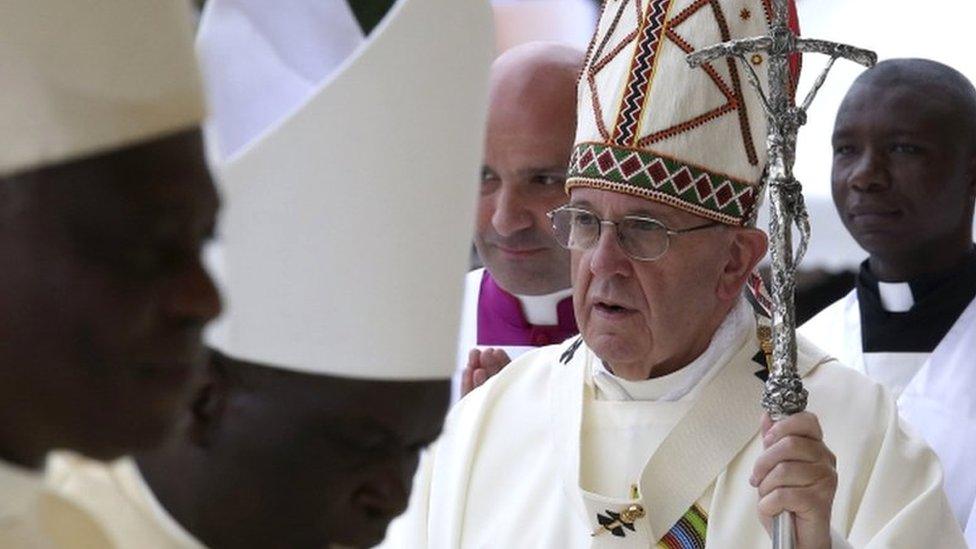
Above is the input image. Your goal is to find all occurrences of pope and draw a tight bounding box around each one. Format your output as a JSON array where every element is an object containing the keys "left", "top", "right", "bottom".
[{"left": 382, "top": 1, "right": 966, "bottom": 547}]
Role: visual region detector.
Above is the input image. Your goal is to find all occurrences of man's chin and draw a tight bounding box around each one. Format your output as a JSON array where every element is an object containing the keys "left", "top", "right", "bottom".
[
  {"left": 584, "top": 332, "right": 645, "bottom": 364},
  {"left": 483, "top": 260, "right": 568, "bottom": 295},
  {"left": 328, "top": 516, "right": 395, "bottom": 549}
]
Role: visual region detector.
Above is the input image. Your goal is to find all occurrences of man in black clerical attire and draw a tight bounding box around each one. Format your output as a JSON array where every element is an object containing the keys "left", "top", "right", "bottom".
[{"left": 801, "top": 58, "right": 976, "bottom": 543}]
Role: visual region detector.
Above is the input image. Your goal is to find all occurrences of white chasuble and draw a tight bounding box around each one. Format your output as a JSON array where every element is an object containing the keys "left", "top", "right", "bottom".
[
  {"left": 0, "top": 458, "right": 111, "bottom": 548},
  {"left": 45, "top": 453, "right": 203, "bottom": 549},
  {"left": 383, "top": 320, "right": 965, "bottom": 548},
  {"left": 801, "top": 292, "right": 976, "bottom": 545}
]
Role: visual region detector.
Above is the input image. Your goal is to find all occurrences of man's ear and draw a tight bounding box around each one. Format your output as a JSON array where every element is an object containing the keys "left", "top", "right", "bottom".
[
  {"left": 716, "top": 227, "right": 768, "bottom": 302},
  {"left": 188, "top": 352, "right": 230, "bottom": 448}
]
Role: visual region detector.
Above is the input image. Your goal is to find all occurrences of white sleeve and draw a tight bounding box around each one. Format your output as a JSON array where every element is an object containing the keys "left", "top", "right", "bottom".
[{"left": 830, "top": 526, "right": 854, "bottom": 549}]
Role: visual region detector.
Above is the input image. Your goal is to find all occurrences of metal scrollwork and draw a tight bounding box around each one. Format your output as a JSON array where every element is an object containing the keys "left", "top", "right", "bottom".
[{"left": 687, "top": 1, "right": 876, "bottom": 547}]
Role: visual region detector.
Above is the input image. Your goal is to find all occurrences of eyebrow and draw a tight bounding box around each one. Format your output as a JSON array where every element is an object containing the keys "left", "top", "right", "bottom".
[
  {"left": 514, "top": 166, "right": 568, "bottom": 178},
  {"left": 566, "top": 200, "right": 668, "bottom": 220}
]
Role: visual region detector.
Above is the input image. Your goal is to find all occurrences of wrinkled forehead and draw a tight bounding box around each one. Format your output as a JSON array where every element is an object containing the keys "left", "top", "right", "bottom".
[{"left": 567, "top": 186, "right": 713, "bottom": 226}]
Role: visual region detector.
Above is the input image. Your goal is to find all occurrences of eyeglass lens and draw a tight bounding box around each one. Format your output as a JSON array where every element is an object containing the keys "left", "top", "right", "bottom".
[{"left": 551, "top": 209, "right": 670, "bottom": 260}]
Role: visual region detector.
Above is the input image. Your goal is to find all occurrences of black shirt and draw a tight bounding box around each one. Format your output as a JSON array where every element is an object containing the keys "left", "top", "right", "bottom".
[{"left": 857, "top": 247, "right": 976, "bottom": 353}]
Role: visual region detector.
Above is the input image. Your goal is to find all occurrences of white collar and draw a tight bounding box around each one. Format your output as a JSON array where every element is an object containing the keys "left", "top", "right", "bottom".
[
  {"left": 514, "top": 287, "right": 573, "bottom": 325},
  {"left": 877, "top": 281, "right": 914, "bottom": 313},
  {"left": 592, "top": 297, "right": 753, "bottom": 402}
]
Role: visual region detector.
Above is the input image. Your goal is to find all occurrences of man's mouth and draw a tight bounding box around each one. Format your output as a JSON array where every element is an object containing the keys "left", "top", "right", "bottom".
[
  {"left": 847, "top": 204, "right": 902, "bottom": 222},
  {"left": 495, "top": 245, "right": 545, "bottom": 257},
  {"left": 593, "top": 300, "right": 636, "bottom": 316}
]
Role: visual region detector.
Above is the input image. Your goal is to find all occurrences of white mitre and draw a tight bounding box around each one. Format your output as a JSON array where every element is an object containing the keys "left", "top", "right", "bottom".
[
  {"left": 0, "top": 0, "right": 204, "bottom": 178},
  {"left": 196, "top": 0, "right": 365, "bottom": 162},
  {"left": 208, "top": 0, "right": 494, "bottom": 380}
]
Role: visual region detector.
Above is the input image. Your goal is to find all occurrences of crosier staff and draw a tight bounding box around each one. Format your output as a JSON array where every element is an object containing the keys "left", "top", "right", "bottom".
[{"left": 686, "top": 2, "right": 876, "bottom": 548}]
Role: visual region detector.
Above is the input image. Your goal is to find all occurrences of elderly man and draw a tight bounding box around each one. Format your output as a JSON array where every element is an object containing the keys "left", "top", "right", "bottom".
[
  {"left": 382, "top": 2, "right": 965, "bottom": 548},
  {"left": 458, "top": 42, "right": 582, "bottom": 398},
  {"left": 45, "top": 0, "right": 493, "bottom": 548},
  {"left": 1, "top": 1, "right": 220, "bottom": 545},
  {"left": 801, "top": 58, "right": 976, "bottom": 544}
]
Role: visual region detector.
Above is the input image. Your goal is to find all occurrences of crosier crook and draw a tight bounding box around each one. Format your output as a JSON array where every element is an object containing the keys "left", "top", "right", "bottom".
[{"left": 686, "top": 2, "right": 876, "bottom": 547}]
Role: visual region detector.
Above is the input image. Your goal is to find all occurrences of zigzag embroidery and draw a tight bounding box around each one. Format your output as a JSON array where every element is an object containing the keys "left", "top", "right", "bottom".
[{"left": 612, "top": 0, "right": 669, "bottom": 146}]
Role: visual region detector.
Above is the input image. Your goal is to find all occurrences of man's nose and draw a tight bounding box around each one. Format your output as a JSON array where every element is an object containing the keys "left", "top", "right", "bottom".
[
  {"left": 846, "top": 147, "right": 891, "bottom": 192},
  {"left": 490, "top": 183, "right": 534, "bottom": 237},
  {"left": 163, "top": 259, "right": 223, "bottom": 325},
  {"left": 588, "top": 223, "right": 631, "bottom": 277}
]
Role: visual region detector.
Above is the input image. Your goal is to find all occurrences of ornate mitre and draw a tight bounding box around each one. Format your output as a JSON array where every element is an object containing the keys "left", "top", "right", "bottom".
[{"left": 567, "top": 0, "right": 798, "bottom": 226}]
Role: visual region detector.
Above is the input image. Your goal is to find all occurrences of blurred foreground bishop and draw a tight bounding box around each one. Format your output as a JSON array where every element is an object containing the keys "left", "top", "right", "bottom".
[
  {"left": 2, "top": 1, "right": 220, "bottom": 546},
  {"left": 46, "top": 0, "right": 493, "bottom": 548},
  {"left": 382, "top": 1, "right": 966, "bottom": 547}
]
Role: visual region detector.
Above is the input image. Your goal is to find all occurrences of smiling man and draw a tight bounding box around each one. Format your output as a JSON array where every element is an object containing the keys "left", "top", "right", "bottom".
[
  {"left": 801, "top": 58, "right": 976, "bottom": 543},
  {"left": 382, "top": 3, "right": 965, "bottom": 548},
  {"left": 457, "top": 43, "right": 583, "bottom": 399}
]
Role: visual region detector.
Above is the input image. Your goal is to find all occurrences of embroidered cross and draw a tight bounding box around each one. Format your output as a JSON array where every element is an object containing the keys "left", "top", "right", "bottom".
[{"left": 592, "top": 505, "right": 645, "bottom": 538}]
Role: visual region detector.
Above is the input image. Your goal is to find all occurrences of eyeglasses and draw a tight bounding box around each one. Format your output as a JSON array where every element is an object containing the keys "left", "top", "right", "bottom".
[{"left": 547, "top": 206, "right": 720, "bottom": 261}]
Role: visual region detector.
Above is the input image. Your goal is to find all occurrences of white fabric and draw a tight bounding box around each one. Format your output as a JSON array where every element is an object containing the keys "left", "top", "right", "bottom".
[
  {"left": 801, "top": 292, "right": 976, "bottom": 544},
  {"left": 383, "top": 329, "right": 965, "bottom": 547},
  {"left": 519, "top": 288, "right": 573, "bottom": 326},
  {"left": 878, "top": 281, "right": 914, "bottom": 312},
  {"left": 196, "top": 0, "right": 364, "bottom": 162},
  {"left": 863, "top": 352, "right": 929, "bottom": 400},
  {"left": 0, "top": 458, "right": 111, "bottom": 548},
  {"left": 581, "top": 394, "right": 692, "bottom": 500},
  {"left": 0, "top": 0, "right": 204, "bottom": 177},
  {"left": 592, "top": 297, "right": 752, "bottom": 402},
  {"left": 210, "top": 0, "right": 494, "bottom": 379},
  {"left": 46, "top": 453, "right": 203, "bottom": 549}
]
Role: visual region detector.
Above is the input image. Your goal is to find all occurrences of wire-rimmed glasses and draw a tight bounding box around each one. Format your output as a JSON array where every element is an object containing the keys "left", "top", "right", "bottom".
[{"left": 547, "top": 206, "right": 720, "bottom": 261}]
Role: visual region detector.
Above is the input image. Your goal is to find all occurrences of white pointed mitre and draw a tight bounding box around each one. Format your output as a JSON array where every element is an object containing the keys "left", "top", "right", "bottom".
[
  {"left": 0, "top": 0, "right": 204, "bottom": 177},
  {"left": 211, "top": 0, "right": 494, "bottom": 380}
]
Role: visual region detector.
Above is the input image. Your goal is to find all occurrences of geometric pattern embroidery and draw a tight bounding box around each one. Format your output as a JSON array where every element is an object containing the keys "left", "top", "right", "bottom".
[
  {"left": 567, "top": 142, "right": 758, "bottom": 226},
  {"left": 582, "top": 0, "right": 762, "bottom": 163},
  {"left": 612, "top": 0, "right": 669, "bottom": 146},
  {"left": 656, "top": 504, "right": 708, "bottom": 549}
]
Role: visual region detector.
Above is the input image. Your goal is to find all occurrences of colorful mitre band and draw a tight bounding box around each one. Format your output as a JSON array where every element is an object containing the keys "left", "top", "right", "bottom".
[{"left": 566, "top": 0, "right": 799, "bottom": 226}]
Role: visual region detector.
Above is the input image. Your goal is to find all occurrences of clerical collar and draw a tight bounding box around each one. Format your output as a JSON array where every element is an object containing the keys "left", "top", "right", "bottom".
[
  {"left": 516, "top": 287, "right": 574, "bottom": 326},
  {"left": 477, "top": 270, "right": 578, "bottom": 347},
  {"left": 592, "top": 297, "right": 753, "bottom": 402},
  {"left": 856, "top": 247, "right": 976, "bottom": 353}
]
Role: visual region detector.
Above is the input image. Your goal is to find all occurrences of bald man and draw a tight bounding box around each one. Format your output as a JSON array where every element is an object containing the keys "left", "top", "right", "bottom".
[
  {"left": 801, "top": 58, "right": 976, "bottom": 543},
  {"left": 458, "top": 43, "right": 583, "bottom": 398}
]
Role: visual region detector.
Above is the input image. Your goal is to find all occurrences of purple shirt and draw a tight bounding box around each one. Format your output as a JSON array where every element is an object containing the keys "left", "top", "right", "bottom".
[{"left": 476, "top": 270, "right": 578, "bottom": 347}]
